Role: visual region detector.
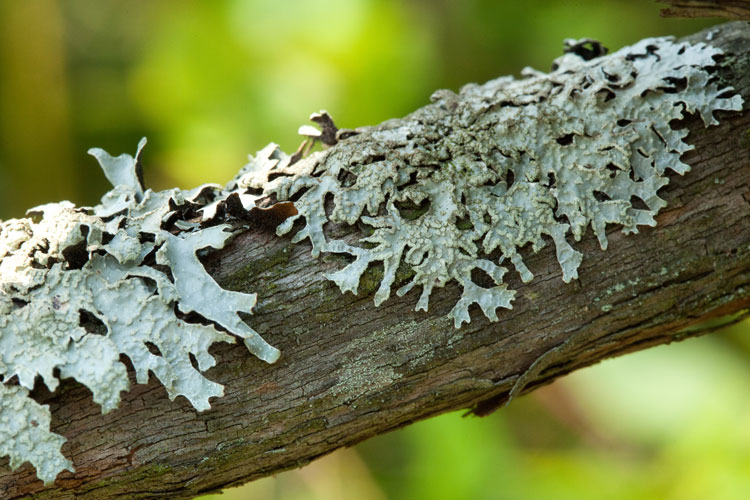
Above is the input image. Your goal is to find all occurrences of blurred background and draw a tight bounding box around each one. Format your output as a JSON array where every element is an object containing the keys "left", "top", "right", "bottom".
[{"left": 0, "top": 1, "right": 747, "bottom": 499}]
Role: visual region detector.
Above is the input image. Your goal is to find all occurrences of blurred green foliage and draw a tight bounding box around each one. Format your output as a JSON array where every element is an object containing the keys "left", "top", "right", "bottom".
[
  {"left": 0, "top": 1, "right": 747, "bottom": 499},
  {"left": 0, "top": 0, "right": 716, "bottom": 218}
]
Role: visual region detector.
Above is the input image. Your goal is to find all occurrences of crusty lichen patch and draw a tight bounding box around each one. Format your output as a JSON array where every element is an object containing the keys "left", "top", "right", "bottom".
[
  {"left": 241, "top": 37, "right": 742, "bottom": 327},
  {"left": 0, "top": 140, "right": 279, "bottom": 484}
]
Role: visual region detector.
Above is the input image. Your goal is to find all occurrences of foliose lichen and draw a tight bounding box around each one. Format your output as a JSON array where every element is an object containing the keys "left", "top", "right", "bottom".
[
  {"left": 242, "top": 37, "right": 742, "bottom": 327},
  {"left": 0, "top": 139, "right": 278, "bottom": 484},
  {"left": 0, "top": 35, "right": 743, "bottom": 486}
]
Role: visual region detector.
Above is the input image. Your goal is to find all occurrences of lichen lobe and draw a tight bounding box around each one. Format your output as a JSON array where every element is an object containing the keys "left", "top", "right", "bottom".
[
  {"left": 0, "top": 140, "right": 278, "bottom": 484},
  {"left": 252, "top": 37, "right": 742, "bottom": 327}
]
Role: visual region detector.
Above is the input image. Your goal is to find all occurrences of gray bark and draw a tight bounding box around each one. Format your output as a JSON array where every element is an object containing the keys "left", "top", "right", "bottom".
[{"left": 1, "top": 21, "right": 749, "bottom": 500}]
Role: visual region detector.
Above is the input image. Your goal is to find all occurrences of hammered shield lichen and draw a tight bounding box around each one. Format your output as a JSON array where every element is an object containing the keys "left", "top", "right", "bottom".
[
  {"left": 0, "top": 35, "right": 743, "bottom": 485},
  {"left": 0, "top": 140, "right": 278, "bottom": 484},
  {"left": 246, "top": 37, "right": 742, "bottom": 327}
]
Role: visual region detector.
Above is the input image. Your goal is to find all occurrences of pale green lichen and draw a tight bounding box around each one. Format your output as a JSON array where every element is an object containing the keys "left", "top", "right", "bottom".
[
  {"left": 0, "top": 35, "right": 744, "bottom": 486},
  {"left": 0, "top": 140, "right": 278, "bottom": 484},
  {"left": 0, "top": 384, "right": 72, "bottom": 485},
  {"left": 243, "top": 36, "right": 742, "bottom": 327}
]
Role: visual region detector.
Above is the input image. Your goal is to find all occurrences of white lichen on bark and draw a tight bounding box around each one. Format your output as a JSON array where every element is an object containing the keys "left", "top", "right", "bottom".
[
  {"left": 247, "top": 37, "right": 742, "bottom": 327},
  {"left": 0, "top": 36, "right": 743, "bottom": 485},
  {"left": 0, "top": 140, "right": 278, "bottom": 484}
]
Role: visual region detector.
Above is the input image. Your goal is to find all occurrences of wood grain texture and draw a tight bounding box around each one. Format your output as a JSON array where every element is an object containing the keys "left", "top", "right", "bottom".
[{"left": 1, "top": 22, "right": 749, "bottom": 500}]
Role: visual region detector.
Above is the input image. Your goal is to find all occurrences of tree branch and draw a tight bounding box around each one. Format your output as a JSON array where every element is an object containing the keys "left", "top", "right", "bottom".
[
  {"left": 1, "top": 21, "right": 749, "bottom": 500},
  {"left": 659, "top": 0, "right": 750, "bottom": 19}
]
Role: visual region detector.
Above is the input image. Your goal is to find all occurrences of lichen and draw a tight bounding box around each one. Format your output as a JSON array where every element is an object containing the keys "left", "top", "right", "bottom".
[
  {"left": 0, "top": 35, "right": 744, "bottom": 486},
  {"left": 241, "top": 36, "right": 742, "bottom": 327},
  {"left": 0, "top": 384, "right": 71, "bottom": 485},
  {"left": 0, "top": 139, "right": 278, "bottom": 483}
]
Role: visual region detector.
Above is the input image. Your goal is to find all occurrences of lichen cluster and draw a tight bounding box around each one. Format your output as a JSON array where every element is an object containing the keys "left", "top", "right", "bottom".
[
  {"left": 0, "top": 139, "right": 277, "bottom": 484},
  {"left": 0, "top": 36, "right": 743, "bottom": 485},
  {"left": 247, "top": 37, "right": 742, "bottom": 327}
]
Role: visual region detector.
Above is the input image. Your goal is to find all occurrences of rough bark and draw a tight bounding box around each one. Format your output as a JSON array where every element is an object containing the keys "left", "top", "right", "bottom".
[
  {"left": 1, "top": 22, "right": 749, "bottom": 500},
  {"left": 659, "top": 0, "right": 750, "bottom": 19}
]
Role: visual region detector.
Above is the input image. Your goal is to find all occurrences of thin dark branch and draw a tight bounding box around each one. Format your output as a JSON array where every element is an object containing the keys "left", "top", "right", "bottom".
[{"left": 659, "top": 0, "right": 750, "bottom": 19}]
